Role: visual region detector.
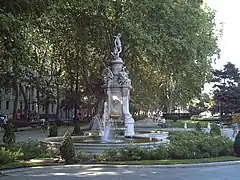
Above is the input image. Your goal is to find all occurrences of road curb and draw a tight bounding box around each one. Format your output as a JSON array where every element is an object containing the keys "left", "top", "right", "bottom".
[{"left": 1, "top": 161, "right": 240, "bottom": 175}]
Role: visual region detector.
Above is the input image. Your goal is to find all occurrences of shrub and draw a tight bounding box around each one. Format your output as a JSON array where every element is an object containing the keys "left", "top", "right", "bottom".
[
  {"left": 18, "top": 141, "right": 58, "bottom": 160},
  {"left": 99, "top": 146, "right": 148, "bottom": 162},
  {"left": 60, "top": 131, "right": 75, "bottom": 164},
  {"left": 210, "top": 124, "right": 221, "bottom": 136},
  {"left": 3, "top": 123, "right": 16, "bottom": 144},
  {"left": 49, "top": 122, "right": 58, "bottom": 137},
  {"left": 233, "top": 131, "right": 240, "bottom": 156},
  {"left": 196, "top": 122, "right": 202, "bottom": 131},
  {"left": 98, "top": 131, "right": 233, "bottom": 162},
  {"left": 72, "top": 120, "right": 84, "bottom": 136},
  {"left": 152, "top": 147, "right": 168, "bottom": 160},
  {"left": 167, "top": 131, "right": 233, "bottom": 159},
  {"left": 74, "top": 150, "right": 91, "bottom": 163},
  {"left": 118, "top": 146, "right": 148, "bottom": 161},
  {"left": 0, "top": 146, "right": 23, "bottom": 164},
  {"left": 98, "top": 148, "right": 119, "bottom": 162}
]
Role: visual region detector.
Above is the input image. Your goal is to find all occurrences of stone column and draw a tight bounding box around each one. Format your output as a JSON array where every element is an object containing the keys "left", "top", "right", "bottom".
[{"left": 122, "top": 87, "right": 135, "bottom": 136}]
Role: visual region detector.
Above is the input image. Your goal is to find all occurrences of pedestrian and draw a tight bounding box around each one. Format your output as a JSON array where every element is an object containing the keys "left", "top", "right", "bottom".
[
  {"left": 16, "top": 109, "right": 21, "bottom": 120},
  {"left": 40, "top": 118, "right": 47, "bottom": 133},
  {"left": 232, "top": 122, "right": 239, "bottom": 138}
]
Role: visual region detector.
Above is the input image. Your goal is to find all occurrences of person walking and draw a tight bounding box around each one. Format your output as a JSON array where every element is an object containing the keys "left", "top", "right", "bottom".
[
  {"left": 232, "top": 122, "right": 239, "bottom": 138},
  {"left": 40, "top": 118, "right": 47, "bottom": 133}
]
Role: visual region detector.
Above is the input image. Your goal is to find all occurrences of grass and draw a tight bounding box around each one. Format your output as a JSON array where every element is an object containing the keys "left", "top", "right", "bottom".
[
  {"left": 100, "top": 156, "right": 240, "bottom": 165},
  {"left": 1, "top": 156, "right": 240, "bottom": 171},
  {"left": 0, "top": 160, "right": 62, "bottom": 171}
]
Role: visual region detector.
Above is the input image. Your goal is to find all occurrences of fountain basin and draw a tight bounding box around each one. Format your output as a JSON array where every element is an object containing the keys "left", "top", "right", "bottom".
[{"left": 40, "top": 134, "right": 169, "bottom": 155}]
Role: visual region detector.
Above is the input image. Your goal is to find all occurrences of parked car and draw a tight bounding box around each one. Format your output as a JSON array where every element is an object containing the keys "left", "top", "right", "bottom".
[{"left": 0, "top": 115, "right": 9, "bottom": 128}]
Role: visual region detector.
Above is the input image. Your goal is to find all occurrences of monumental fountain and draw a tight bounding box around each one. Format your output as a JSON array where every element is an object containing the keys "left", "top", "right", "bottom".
[
  {"left": 101, "top": 32, "right": 135, "bottom": 140},
  {"left": 40, "top": 33, "right": 169, "bottom": 155}
]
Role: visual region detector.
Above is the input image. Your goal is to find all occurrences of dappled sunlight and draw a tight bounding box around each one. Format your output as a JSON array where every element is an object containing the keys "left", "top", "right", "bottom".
[
  {"left": 87, "top": 167, "right": 104, "bottom": 171},
  {"left": 73, "top": 171, "right": 120, "bottom": 177},
  {"left": 51, "top": 172, "right": 68, "bottom": 176},
  {"left": 121, "top": 170, "right": 134, "bottom": 174},
  {"left": 10, "top": 166, "right": 137, "bottom": 178},
  {"left": 30, "top": 166, "right": 44, "bottom": 169}
]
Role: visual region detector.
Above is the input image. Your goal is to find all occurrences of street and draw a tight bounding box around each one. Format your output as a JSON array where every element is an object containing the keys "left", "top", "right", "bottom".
[{"left": 2, "top": 164, "right": 239, "bottom": 180}]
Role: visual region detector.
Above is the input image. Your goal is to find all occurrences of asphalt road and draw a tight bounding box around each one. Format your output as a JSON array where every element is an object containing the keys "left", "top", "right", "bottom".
[{"left": 2, "top": 164, "right": 239, "bottom": 180}]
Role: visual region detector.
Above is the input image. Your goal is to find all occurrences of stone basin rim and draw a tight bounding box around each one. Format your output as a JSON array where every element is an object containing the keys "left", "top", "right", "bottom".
[{"left": 40, "top": 135, "right": 169, "bottom": 147}]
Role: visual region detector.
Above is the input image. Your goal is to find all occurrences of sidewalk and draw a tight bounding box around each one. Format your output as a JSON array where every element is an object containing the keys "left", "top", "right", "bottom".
[{"left": 0, "top": 125, "right": 89, "bottom": 143}]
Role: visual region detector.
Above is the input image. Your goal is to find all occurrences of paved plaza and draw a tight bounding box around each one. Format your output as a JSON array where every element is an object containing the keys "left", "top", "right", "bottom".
[{"left": 2, "top": 164, "right": 240, "bottom": 180}]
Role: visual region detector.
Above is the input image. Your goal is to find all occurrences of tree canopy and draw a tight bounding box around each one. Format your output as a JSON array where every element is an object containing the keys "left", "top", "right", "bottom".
[
  {"left": 0, "top": 0, "right": 221, "bottom": 120},
  {"left": 211, "top": 62, "right": 240, "bottom": 115}
]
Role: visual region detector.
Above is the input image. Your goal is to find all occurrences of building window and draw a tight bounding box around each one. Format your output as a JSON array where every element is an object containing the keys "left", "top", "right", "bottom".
[
  {"left": 0, "top": 100, "right": 1, "bottom": 109},
  {"left": 42, "top": 105, "right": 45, "bottom": 112},
  {"left": 52, "top": 104, "right": 54, "bottom": 113},
  {"left": 6, "top": 101, "right": 9, "bottom": 110},
  {"left": 32, "top": 104, "right": 35, "bottom": 111}
]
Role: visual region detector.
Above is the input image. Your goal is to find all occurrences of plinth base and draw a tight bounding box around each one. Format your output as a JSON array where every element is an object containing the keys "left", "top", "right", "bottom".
[{"left": 124, "top": 118, "right": 135, "bottom": 136}]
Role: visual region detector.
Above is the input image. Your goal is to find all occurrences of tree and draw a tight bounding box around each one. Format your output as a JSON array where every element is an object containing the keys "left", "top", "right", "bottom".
[
  {"left": 188, "top": 93, "right": 211, "bottom": 115},
  {"left": 211, "top": 62, "right": 240, "bottom": 115},
  {"left": 0, "top": 0, "right": 221, "bottom": 124},
  {"left": 60, "top": 131, "right": 75, "bottom": 164}
]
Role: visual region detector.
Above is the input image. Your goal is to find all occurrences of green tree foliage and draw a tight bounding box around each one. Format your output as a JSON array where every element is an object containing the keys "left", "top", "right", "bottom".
[
  {"left": 210, "top": 124, "right": 221, "bottom": 136},
  {"left": 211, "top": 62, "right": 240, "bottom": 115},
  {"left": 0, "top": 0, "right": 221, "bottom": 120},
  {"left": 3, "top": 123, "right": 16, "bottom": 144},
  {"left": 188, "top": 93, "right": 211, "bottom": 115},
  {"left": 234, "top": 131, "right": 240, "bottom": 156}
]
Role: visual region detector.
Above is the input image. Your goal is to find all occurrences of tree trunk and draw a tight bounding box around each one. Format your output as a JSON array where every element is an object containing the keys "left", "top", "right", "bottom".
[
  {"left": 12, "top": 80, "right": 19, "bottom": 121},
  {"left": 74, "top": 73, "right": 79, "bottom": 118},
  {"left": 36, "top": 89, "right": 40, "bottom": 118},
  {"left": 45, "top": 97, "right": 50, "bottom": 122},
  {"left": 56, "top": 82, "right": 60, "bottom": 121},
  {"left": 19, "top": 83, "right": 28, "bottom": 119}
]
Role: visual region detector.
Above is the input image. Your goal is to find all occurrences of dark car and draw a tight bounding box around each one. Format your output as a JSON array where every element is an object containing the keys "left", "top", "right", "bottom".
[{"left": 0, "top": 115, "right": 8, "bottom": 128}]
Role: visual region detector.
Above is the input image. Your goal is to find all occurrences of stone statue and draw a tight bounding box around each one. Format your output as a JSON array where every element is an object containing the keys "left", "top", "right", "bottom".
[
  {"left": 111, "top": 33, "right": 122, "bottom": 59},
  {"left": 118, "top": 66, "right": 131, "bottom": 86},
  {"left": 102, "top": 67, "right": 113, "bottom": 86}
]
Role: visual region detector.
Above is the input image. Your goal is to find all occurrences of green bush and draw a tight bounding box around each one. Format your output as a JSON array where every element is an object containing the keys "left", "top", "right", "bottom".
[
  {"left": 74, "top": 150, "right": 91, "bottom": 163},
  {"left": 60, "top": 131, "right": 75, "bottom": 164},
  {"left": 3, "top": 123, "right": 16, "bottom": 144},
  {"left": 119, "top": 146, "right": 148, "bottom": 161},
  {"left": 72, "top": 120, "right": 84, "bottom": 136},
  {"left": 152, "top": 147, "right": 168, "bottom": 160},
  {"left": 196, "top": 122, "right": 202, "bottom": 131},
  {"left": 49, "top": 122, "right": 58, "bottom": 137},
  {"left": 210, "top": 124, "right": 221, "bottom": 136},
  {"left": 99, "top": 146, "right": 148, "bottom": 162},
  {"left": 0, "top": 147, "right": 23, "bottom": 164},
  {"left": 98, "top": 131, "right": 233, "bottom": 162},
  {"left": 167, "top": 131, "right": 233, "bottom": 159},
  {"left": 98, "top": 148, "right": 119, "bottom": 161},
  {"left": 18, "top": 141, "right": 58, "bottom": 160},
  {"left": 234, "top": 132, "right": 240, "bottom": 156}
]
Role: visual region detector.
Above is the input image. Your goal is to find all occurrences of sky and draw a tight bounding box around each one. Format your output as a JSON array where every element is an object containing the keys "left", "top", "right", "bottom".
[{"left": 204, "top": 0, "right": 240, "bottom": 92}]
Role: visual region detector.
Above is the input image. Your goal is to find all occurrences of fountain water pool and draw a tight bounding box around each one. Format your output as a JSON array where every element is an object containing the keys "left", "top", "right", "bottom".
[{"left": 40, "top": 132, "right": 169, "bottom": 155}]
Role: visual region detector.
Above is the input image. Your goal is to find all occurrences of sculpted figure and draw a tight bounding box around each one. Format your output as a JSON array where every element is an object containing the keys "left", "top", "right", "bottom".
[{"left": 111, "top": 33, "right": 122, "bottom": 59}]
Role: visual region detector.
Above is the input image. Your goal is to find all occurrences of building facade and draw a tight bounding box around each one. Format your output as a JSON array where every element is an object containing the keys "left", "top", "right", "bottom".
[{"left": 0, "top": 86, "right": 72, "bottom": 120}]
